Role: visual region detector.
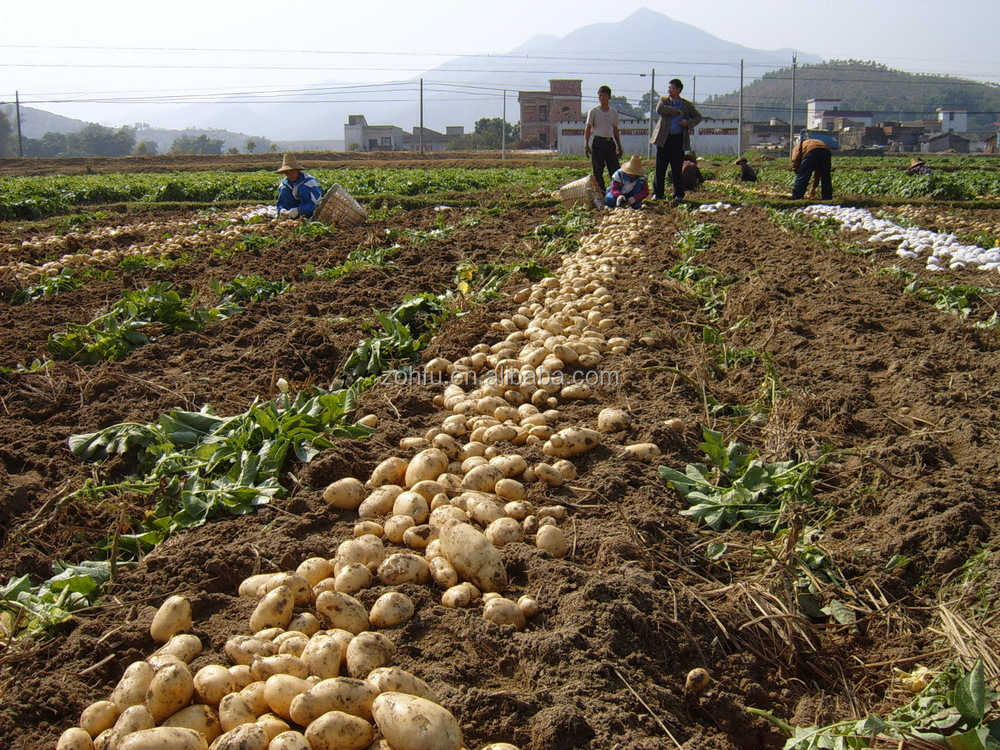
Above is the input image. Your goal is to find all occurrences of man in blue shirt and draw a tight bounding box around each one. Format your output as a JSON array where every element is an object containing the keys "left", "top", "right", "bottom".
[
  {"left": 276, "top": 154, "right": 322, "bottom": 219},
  {"left": 649, "top": 79, "right": 702, "bottom": 202}
]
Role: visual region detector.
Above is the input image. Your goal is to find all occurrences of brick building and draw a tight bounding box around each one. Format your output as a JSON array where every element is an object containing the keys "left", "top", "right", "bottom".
[{"left": 518, "top": 79, "right": 582, "bottom": 149}]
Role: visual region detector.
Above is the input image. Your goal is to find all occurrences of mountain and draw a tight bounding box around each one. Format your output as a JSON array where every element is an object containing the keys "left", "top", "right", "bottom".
[
  {"left": 699, "top": 60, "right": 1000, "bottom": 129},
  {"left": 93, "top": 8, "right": 823, "bottom": 140},
  {"left": 0, "top": 104, "right": 87, "bottom": 138}
]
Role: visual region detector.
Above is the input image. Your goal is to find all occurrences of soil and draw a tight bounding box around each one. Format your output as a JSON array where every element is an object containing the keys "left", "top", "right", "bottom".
[{"left": 1, "top": 172, "right": 999, "bottom": 750}]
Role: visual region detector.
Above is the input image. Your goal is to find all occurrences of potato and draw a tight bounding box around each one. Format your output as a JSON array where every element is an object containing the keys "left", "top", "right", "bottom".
[
  {"left": 532, "top": 463, "right": 564, "bottom": 487},
  {"left": 229, "top": 665, "right": 252, "bottom": 692},
  {"left": 304, "top": 711, "right": 374, "bottom": 750},
  {"left": 404, "top": 449, "right": 449, "bottom": 487},
  {"left": 366, "top": 667, "right": 440, "bottom": 704},
  {"left": 346, "top": 631, "right": 396, "bottom": 678},
  {"left": 295, "top": 557, "right": 333, "bottom": 587},
  {"left": 441, "top": 585, "right": 473, "bottom": 609},
  {"left": 621, "top": 442, "right": 662, "bottom": 462},
  {"left": 255, "top": 715, "right": 291, "bottom": 743},
  {"left": 93, "top": 728, "right": 119, "bottom": 750},
  {"left": 287, "top": 611, "right": 321, "bottom": 637},
  {"left": 517, "top": 595, "right": 540, "bottom": 619},
  {"left": 462, "top": 464, "right": 504, "bottom": 493},
  {"left": 239, "top": 573, "right": 313, "bottom": 607},
  {"left": 551, "top": 459, "right": 577, "bottom": 480},
  {"left": 369, "top": 592, "right": 415, "bottom": 629},
  {"left": 110, "top": 661, "right": 155, "bottom": 710},
  {"left": 151, "top": 633, "right": 203, "bottom": 665},
  {"left": 250, "top": 654, "right": 308, "bottom": 682},
  {"left": 56, "top": 727, "right": 93, "bottom": 750},
  {"left": 392, "top": 491, "right": 430, "bottom": 523},
  {"left": 333, "top": 561, "right": 372, "bottom": 595},
  {"left": 377, "top": 553, "right": 431, "bottom": 586},
  {"left": 334, "top": 535, "right": 386, "bottom": 574},
  {"left": 368, "top": 457, "right": 408, "bottom": 488},
  {"left": 371, "top": 692, "right": 463, "bottom": 750},
  {"left": 117, "top": 727, "right": 208, "bottom": 750},
  {"left": 300, "top": 634, "right": 343, "bottom": 680},
  {"left": 268, "top": 730, "right": 311, "bottom": 750},
  {"left": 537, "top": 505, "right": 567, "bottom": 521},
  {"left": 429, "top": 505, "right": 467, "bottom": 526},
  {"left": 193, "top": 665, "right": 235, "bottom": 707},
  {"left": 542, "top": 427, "right": 601, "bottom": 458},
  {"left": 425, "top": 538, "right": 444, "bottom": 560},
  {"left": 494, "top": 478, "right": 526, "bottom": 502},
  {"left": 114, "top": 704, "right": 156, "bottom": 736},
  {"left": 438, "top": 521, "right": 508, "bottom": 593},
  {"left": 383, "top": 514, "right": 416, "bottom": 544},
  {"left": 218, "top": 692, "right": 257, "bottom": 733},
  {"left": 263, "top": 674, "right": 313, "bottom": 721},
  {"left": 354, "top": 520, "right": 384, "bottom": 538},
  {"left": 209, "top": 723, "right": 269, "bottom": 750},
  {"left": 81, "top": 701, "right": 120, "bottom": 739},
  {"left": 357, "top": 485, "right": 403, "bottom": 518},
  {"left": 275, "top": 632, "right": 310, "bottom": 658},
  {"left": 535, "top": 525, "right": 568, "bottom": 558},
  {"left": 250, "top": 585, "right": 295, "bottom": 633},
  {"left": 485, "top": 518, "right": 523, "bottom": 547},
  {"left": 428, "top": 556, "right": 459, "bottom": 590},
  {"left": 289, "top": 677, "right": 379, "bottom": 726},
  {"left": 162, "top": 704, "right": 223, "bottom": 743},
  {"left": 503, "top": 500, "right": 532, "bottom": 520},
  {"left": 324, "top": 477, "right": 366, "bottom": 509},
  {"left": 483, "top": 597, "right": 527, "bottom": 630},
  {"left": 402, "top": 524, "right": 438, "bottom": 550},
  {"left": 240, "top": 682, "right": 270, "bottom": 718},
  {"left": 478, "top": 744, "right": 521, "bottom": 750},
  {"left": 150, "top": 595, "right": 193, "bottom": 644},
  {"left": 225, "top": 636, "right": 276, "bottom": 666},
  {"left": 597, "top": 408, "right": 631, "bottom": 433},
  {"left": 315, "top": 591, "right": 370, "bottom": 634},
  {"left": 146, "top": 662, "right": 195, "bottom": 723}
]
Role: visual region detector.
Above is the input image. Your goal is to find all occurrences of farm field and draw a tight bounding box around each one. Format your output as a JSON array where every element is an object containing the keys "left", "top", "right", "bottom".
[{"left": 1, "top": 154, "right": 1000, "bottom": 750}]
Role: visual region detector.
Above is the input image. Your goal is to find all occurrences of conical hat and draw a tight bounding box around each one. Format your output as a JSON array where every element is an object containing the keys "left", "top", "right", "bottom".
[
  {"left": 276, "top": 154, "right": 304, "bottom": 173},
  {"left": 621, "top": 155, "right": 645, "bottom": 176}
]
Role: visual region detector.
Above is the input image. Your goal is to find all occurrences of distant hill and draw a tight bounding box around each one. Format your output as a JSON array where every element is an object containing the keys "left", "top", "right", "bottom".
[
  {"left": 0, "top": 104, "right": 84, "bottom": 137},
  {"left": 699, "top": 60, "right": 1000, "bottom": 129}
]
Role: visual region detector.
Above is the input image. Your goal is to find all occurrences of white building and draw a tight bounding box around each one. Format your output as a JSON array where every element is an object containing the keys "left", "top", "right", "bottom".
[
  {"left": 556, "top": 117, "right": 740, "bottom": 156},
  {"left": 806, "top": 98, "right": 874, "bottom": 130},
  {"left": 937, "top": 108, "right": 968, "bottom": 133}
]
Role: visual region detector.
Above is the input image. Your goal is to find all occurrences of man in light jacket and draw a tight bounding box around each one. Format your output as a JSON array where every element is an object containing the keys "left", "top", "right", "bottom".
[
  {"left": 791, "top": 138, "right": 833, "bottom": 200},
  {"left": 649, "top": 78, "right": 702, "bottom": 202}
]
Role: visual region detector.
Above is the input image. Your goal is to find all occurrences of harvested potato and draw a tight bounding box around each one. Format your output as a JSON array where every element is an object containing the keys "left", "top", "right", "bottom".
[
  {"left": 146, "top": 662, "right": 195, "bottom": 723},
  {"left": 485, "top": 517, "right": 523, "bottom": 547},
  {"left": 113, "top": 704, "right": 156, "bottom": 736},
  {"left": 193, "top": 664, "right": 234, "bottom": 706},
  {"left": 287, "top": 611, "right": 321, "bottom": 637},
  {"left": 483, "top": 597, "right": 527, "bottom": 630},
  {"left": 323, "top": 477, "right": 366, "bottom": 509},
  {"left": 263, "top": 673, "right": 313, "bottom": 721},
  {"left": 56, "top": 727, "right": 93, "bottom": 750},
  {"left": 315, "top": 591, "right": 370, "bottom": 634},
  {"left": 685, "top": 667, "right": 712, "bottom": 694},
  {"left": 289, "top": 677, "right": 379, "bottom": 726},
  {"left": 250, "top": 654, "right": 309, "bottom": 682},
  {"left": 467, "top": 495, "right": 505, "bottom": 526},
  {"left": 116, "top": 727, "right": 208, "bottom": 750},
  {"left": 268, "top": 730, "right": 311, "bottom": 750},
  {"left": 218, "top": 692, "right": 257, "bottom": 733},
  {"left": 393, "top": 491, "right": 431, "bottom": 523},
  {"left": 256, "top": 714, "right": 291, "bottom": 742},
  {"left": 80, "top": 701, "right": 120, "bottom": 739},
  {"left": 224, "top": 636, "right": 276, "bottom": 667},
  {"left": 383, "top": 514, "right": 416, "bottom": 545},
  {"left": 346, "top": 631, "right": 397, "bottom": 678},
  {"left": 210, "top": 723, "right": 269, "bottom": 750},
  {"left": 366, "top": 667, "right": 441, "bottom": 704},
  {"left": 295, "top": 557, "right": 333, "bottom": 587},
  {"left": 535, "top": 525, "right": 568, "bottom": 558},
  {"left": 300, "top": 634, "right": 344, "bottom": 681},
  {"left": 335, "top": 562, "right": 373, "bottom": 595},
  {"left": 542, "top": 427, "right": 601, "bottom": 458},
  {"left": 462, "top": 464, "right": 504, "bottom": 493},
  {"left": 597, "top": 408, "right": 631, "bottom": 432},
  {"left": 532, "top": 463, "right": 564, "bottom": 487},
  {"left": 372, "top": 692, "right": 463, "bottom": 750},
  {"left": 517, "top": 595, "right": 540, "bottom": 619},
  {"left": 377, "top": 553, "right": 431, "bottom": 586},
  {"left": 494, "top": 478, "right": 526, "bottom": 502},
  {"left": 239, "top": 681, "right": 270, "bottom": 718},
  {"left": 353, "top": 520, "right": 385, "bottom": 538},
  {"left": 161, "top": 704, "right": 222, "bottom": 743},
  {"left": 621, "top": 442, "right": 661, "bottom": 462},
  {"left": 229, "top": 664, "right": 252, "bottom": 692},
  {"left": 369, "top": 592, "right": 415, "bottom": 629},
  {"left": 249, "top": 585, "right": 295, "bottom": 633},
  {"left": 404, "top": 448, "right": 450, "bottom": 487},
  {"left": 368, "top": 457, "right": 408, "bottom": 488},
  {"left": 357, "top": 485, "right": 404, "bottom": 518},
  {"left": 110, "top": 661, "right": 155, "bottom": 710},
  {"left": 333, "top": 535, "right": 386, "bottom": 573},
  {"left": 439, "top": 521, "right": 508, "bottom": 593},
  {"left": 151, "top": 633, "right": 203, "bottom": 666},
  {"left": 304, "top": 710, "right": 374, "bottom": 750},
  {"left": 428, "top": 556, "right": 459, "bottom": 590},
  {"left": 150, "top": 595, "right": 193, "bottom": 644}
]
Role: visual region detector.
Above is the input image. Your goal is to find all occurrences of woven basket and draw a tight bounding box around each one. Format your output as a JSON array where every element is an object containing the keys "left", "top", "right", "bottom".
[
  {"left": 314, "top": 184, "right": 367, "bottom": 227},
  {"left": 553, "top": 174, "right": 602, "bottom": 209}
]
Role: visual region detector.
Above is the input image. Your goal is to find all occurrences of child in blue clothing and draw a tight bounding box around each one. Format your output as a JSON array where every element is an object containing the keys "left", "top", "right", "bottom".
[
  {"left": 276, "top": 154, "right": 323, "bottom": 218},
  {"left": 604, "top": 155, "right": 650, "bottom": 209}
]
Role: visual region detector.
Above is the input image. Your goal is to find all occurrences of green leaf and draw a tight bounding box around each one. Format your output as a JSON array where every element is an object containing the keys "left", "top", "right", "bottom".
[
  {"left": 956, "top": 660, "right": 987, "bottom": 725},
  {"left": 821, "top": 600, "right": 857, "bottom": 626},
  {"left": 946, "top": 726, "right": 990, "bottom": 750}
]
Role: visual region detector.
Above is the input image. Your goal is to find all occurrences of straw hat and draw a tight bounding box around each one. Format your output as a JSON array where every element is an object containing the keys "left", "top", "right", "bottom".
[
  {"left": 735, "top": 157, "right": 748, "bottom": 165},
  {"left": 910, "top": 157, "right": 925, "bottom": 168},
  {"left": 621, "top": 155, "right": 645, "bottom": 176},
  {"left": 276, "top": 154, "right": 304, "bottom": 173}
]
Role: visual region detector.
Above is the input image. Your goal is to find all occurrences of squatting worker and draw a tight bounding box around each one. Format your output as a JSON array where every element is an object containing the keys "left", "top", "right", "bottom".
[
  {"left": 650, "top": 78, "right": 702, "bottom": 202},
  {"left": 584, "top": 85, "right": 623, "bottom": 194},
  {"left": 276, "top": 153, "right": 323, "bottom": 219},
  {"left": 604, "top": 155, "right": 650, "bottom": 209},
  {"left": 908, "top": 157, "right": 933, "bottom": 175},
  {"left": 735, "top": 156, "right": 757, "bottom": 182},
  {"left": 791, "top": 137, "right": 833, "bottom": 200},
  {"left": 680, "top": 151, "right": 703, "bottom": 191}
]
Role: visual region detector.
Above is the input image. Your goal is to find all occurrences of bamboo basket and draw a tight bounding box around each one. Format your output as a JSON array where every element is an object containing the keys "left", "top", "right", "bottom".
[
  {"left": 313, "top": 184, "right": 367, "bottom": 227},
  {"left": 553, "top": 174, "right": 603, "bottom": 209}
]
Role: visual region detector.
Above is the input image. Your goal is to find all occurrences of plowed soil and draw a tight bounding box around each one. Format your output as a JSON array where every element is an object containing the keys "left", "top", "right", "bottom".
[{"left": 1, "top": 184, "right": 999, "bottom": 750}]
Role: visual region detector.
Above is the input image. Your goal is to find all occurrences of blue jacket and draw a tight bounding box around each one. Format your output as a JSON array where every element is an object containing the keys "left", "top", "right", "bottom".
[{"left": 277, "top": 171, "right": 323, "bottom": 217}]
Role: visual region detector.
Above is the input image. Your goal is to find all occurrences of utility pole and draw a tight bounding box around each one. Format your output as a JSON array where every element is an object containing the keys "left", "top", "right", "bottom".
[
  {"left": 738, "top": 60, "right": 744, "bottom": 157},
  {"left": 647, "top": 68, "right": 655, "bottom": 160},
  {"left": 419, "top": 78, "right": 424, "bottom": 156},
  {"left": 15, "top": 91, "right": 23, "bottom": 157},
  {"left": 789, "top": 55, "right": 797, "bottom": 157},
  {"left": 501, "top": 90, "right": 507, "bottom": 160}
]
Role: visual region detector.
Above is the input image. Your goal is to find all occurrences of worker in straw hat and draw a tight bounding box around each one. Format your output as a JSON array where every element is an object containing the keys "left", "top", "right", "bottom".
[
  {"left": 907, "top": 157, "right": 932, "bottom": 175},
  {"left": 604, "top": 155, "right": 650, "bottom": 209},
  {"left": 735, "top": 156, "right": 757, "bottom": 182},
  {"left": 275, "top": 154, "right": 323, "bottom": 219}
]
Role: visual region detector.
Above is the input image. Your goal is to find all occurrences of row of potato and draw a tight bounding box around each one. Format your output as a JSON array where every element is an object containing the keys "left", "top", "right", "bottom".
[
  {"left": 0, "top": 208, "right": 277, "bottom": 283},
  {"left": 56, "top": 209, "right": 659, "bottom": 750}
]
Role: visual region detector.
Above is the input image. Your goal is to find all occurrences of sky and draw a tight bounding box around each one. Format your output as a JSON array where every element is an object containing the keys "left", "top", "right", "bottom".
[{"left": 1, "top": 0, "right": 996, "bottom": 127}]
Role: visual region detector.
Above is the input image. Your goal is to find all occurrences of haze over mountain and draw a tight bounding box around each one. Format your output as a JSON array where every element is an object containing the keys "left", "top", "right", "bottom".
[{"left": 29, "top": 8, "right": 821, "bottom": 141}]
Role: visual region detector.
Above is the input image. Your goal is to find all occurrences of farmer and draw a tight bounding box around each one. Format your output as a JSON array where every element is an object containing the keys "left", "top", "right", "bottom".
[
  {"left": 276, "top": 153, "right": 323, "bottom": 219},
  {"left": 791, "top": 137, "right": 833, "bottom": 200},
  {"left": 735, "top": 156, "right": 757, "bottom": 182},
  {"left": 907, "top": 157, "right": 933, "bottom": 175},
  {"left": 649, "top": 78, "right": 702, "bottom": 202},
  {"left": 605, "top": 155, "right": 650, "bottom": 209},
  {"left": 584, "top": 85, "right": 623, "bottom": 194},
  {"left": 679, "top": 151, "right": 704, "bottom": 191}
]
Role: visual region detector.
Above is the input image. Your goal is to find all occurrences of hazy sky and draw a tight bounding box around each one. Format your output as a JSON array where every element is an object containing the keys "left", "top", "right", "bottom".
[{"left": 1, "top": 0, "right": 996, "bottom": 125}]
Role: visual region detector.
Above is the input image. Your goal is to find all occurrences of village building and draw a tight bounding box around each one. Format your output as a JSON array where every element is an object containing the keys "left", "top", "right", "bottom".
[{"left": 343, "top": 114, "right": 465, "bottom": 152}]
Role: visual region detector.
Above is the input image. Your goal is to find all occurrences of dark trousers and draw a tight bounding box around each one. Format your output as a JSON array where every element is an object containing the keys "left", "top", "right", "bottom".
[
  {"left": 590, "top": 137, "right": 619, "bottom": 194},
  {"left": 654, "top": 132, "right": 686, "bottom": 199},
  {"left": 792, "top": 148, "right": 833, "bottom": 199}
]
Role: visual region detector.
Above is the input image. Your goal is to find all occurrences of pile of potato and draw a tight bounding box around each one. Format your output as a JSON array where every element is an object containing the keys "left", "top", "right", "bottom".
[{"left": 56, "top": 209, "right": 665, "bottom": 750}]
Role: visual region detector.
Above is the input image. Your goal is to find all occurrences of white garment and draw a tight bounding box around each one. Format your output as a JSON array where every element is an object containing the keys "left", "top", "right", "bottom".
[{"left": 586, "top": 106, "right": 619, "bottom": 140}]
